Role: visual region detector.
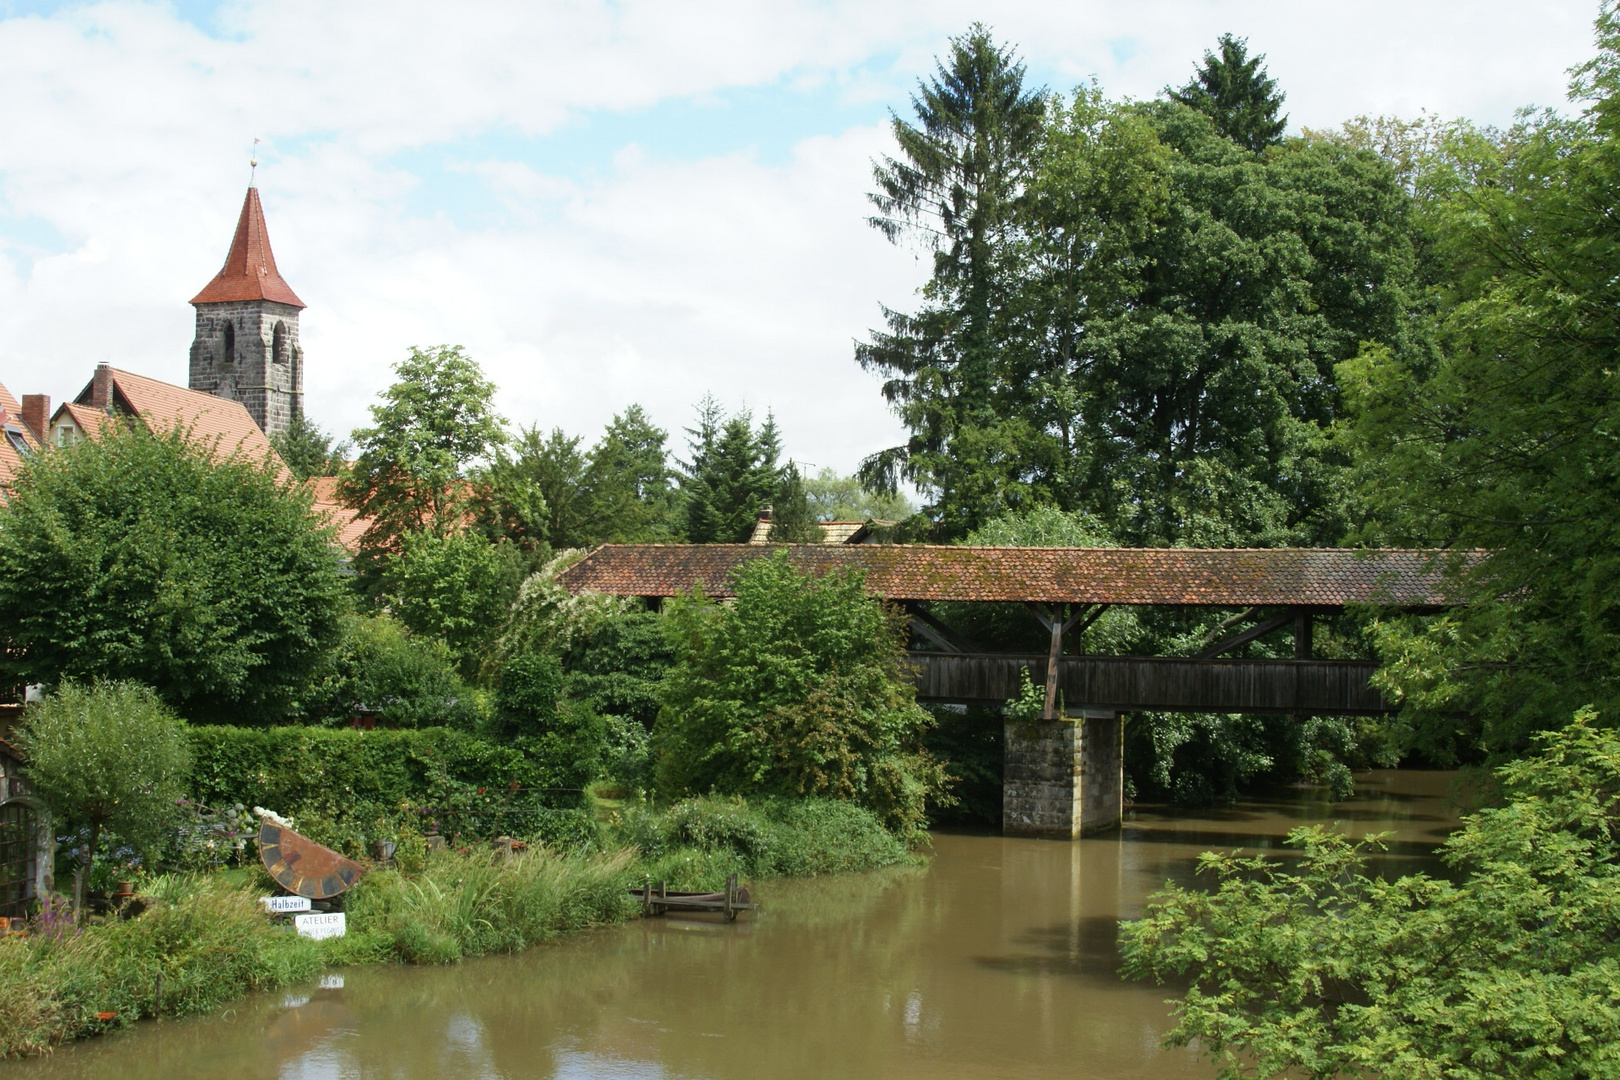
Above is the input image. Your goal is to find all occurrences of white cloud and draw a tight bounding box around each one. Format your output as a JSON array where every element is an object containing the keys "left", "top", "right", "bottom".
[{"left": 0, "top": 0, "right": 1603, "bottom": 474}]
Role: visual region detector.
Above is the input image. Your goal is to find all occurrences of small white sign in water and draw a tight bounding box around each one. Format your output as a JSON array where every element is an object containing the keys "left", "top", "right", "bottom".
[
  {"left": 261, "top": 895, "right": 312, "bottom": 913},
  {"left": 294, "top": 912, "right": 346, "bottom": 940}
]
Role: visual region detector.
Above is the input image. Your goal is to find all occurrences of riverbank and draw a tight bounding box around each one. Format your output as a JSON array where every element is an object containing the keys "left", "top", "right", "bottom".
[
  {"left": 0, "top": 796, "right": 917, "bottom": 1058},
  {"left": 0, "top": 771, "right": 1465, "bottom": 1080}
]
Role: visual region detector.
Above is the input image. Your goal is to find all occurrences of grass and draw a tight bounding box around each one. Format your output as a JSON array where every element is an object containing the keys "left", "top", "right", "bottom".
[{"left": 0, "top": 795, "right": 918, "bottom": 1058}]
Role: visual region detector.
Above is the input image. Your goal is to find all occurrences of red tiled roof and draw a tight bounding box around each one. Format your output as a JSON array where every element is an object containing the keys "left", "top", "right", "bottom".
[
  {"left": 190, "top": 187, "right": 305, "bottom": 309},
  {"left": 53, "top": 402, "right": 113, "bottom": 440},
  {"left": 307, "top": 475, "right": 368, "bottom": 552},
  {"left": 72, "top": 367, "right": 287, "bottom": 478},
  {"left": 0, "top": 379, "right": 39, "bottom": 490},
  {"left": 558, "top": 544, "right": 1461, "bottom": 607}
]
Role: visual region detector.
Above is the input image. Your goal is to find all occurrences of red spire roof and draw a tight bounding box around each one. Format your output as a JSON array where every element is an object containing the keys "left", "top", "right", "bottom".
[{"left": 190, "top": 186, "right": 305, "bottom": 309}]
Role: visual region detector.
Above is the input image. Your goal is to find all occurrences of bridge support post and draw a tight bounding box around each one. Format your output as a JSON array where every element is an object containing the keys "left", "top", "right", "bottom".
[{"left": 1002, "top": 710, "right": 1123, "bottom": 838}]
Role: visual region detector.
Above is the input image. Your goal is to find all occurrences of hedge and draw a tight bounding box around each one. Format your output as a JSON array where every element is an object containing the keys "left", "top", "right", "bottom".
[{"left": 185, "top": 726, "right": 595, "bottom": 855}]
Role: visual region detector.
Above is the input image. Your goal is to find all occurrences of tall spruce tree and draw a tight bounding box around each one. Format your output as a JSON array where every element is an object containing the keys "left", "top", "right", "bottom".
[
  {"left": 857, "top": 24, "right": 1047, "bottom": 534},
  {"left": 1169, "top": 33, "right": 1288, "bottom": 152},
  {"left": 678, "top": 396, "right": 786, "bottom": 542}
]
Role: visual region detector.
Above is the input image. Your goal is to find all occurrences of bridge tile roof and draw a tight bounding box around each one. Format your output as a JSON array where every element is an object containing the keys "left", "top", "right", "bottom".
[{"left": 558, "top": 544, "right": 1459, "bottom": 607}]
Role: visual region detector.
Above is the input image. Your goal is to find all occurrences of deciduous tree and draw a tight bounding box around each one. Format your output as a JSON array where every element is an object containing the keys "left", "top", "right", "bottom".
[{"left": 0, "top": 423, "right": 346, "bottom": 722}]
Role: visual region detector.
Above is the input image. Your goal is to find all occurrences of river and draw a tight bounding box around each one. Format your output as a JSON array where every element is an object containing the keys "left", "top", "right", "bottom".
[{"left": 5, "top": 770, "right": 1461, "bottom": 1080}]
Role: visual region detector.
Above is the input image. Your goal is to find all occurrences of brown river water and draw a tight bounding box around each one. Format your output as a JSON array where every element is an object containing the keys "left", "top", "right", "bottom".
[{"left": 5, "top": 770, "right": 1461, "bottom": 1080}]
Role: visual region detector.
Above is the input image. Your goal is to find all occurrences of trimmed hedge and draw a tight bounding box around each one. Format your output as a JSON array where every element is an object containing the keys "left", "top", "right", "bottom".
[{"left": 186, "top": 726, "right": 594, "bottom": 855}]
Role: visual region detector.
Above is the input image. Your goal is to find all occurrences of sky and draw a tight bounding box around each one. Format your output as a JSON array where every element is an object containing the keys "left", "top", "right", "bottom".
[{"left": 0, "top": 0, "right": 1603, "bottom": 476}]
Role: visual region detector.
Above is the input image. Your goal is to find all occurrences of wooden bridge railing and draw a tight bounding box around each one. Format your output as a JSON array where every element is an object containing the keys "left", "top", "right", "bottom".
[{"left": 909, "top": 653, "right": 1393, "bottom": 715}]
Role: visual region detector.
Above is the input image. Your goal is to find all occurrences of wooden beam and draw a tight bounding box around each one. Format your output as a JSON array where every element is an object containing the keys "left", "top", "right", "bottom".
[
  {"left": 1294, "top": 609, "right": 1313, "bottom": 660},
  {"left": 905, "top": 604, "right": 976, "bottom": 654},
  {"left": 1195, "top": 610, "right": 1295, "bottom": 660},
  {"left": 1043, "top": 605, "right": 1065, "bottom": 720}
]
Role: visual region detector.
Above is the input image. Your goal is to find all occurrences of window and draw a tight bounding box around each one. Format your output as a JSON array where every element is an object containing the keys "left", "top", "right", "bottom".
[
  {"left": 222, "top": 322, "right": 235, "bottom": 365},
  {"left": 273, "top": 321, "right": 289, "bottom": 365},
  {"left": 3, "top": 427, "right": 30, "bottom": 458}
]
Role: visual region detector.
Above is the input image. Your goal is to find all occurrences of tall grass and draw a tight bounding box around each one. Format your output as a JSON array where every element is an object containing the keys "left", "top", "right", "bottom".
[
  {"left": 343, "top": 847, "right": 638, "bottom": 964},
  {"left": 0, "top": 877, "right": 325, "bottom": 1057}
]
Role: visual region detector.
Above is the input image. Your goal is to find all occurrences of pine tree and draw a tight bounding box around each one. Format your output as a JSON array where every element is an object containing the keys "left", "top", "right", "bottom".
[
  {"left": 272, "top": 411, "right": 348, "bottom": 481},
  {"left": 678, "top": 398, "right": 786, "bottom": 542},
  {"left": 769, "top": 463, "right": 822, "bottom": 542},
  {"left": 1169, "top": 33, "right": 1288, "bottom": 152},
  {"left": 857, "top": 23, "right": 1047, "bottom": 534}
]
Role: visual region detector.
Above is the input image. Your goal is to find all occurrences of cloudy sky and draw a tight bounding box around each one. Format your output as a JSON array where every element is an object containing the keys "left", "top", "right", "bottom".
[{"left": 0, "top": 0, "right": 1602, "bottom": 474}]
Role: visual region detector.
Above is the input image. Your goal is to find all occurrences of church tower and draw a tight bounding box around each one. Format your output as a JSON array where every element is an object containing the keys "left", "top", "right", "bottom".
[{"left": 189, "top": 186, "right": 305, "bottom": 436}]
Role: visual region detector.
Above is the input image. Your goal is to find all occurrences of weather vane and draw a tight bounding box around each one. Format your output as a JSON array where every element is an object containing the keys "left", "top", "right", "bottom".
[{"left": 250, "top": 137, "right": 260, "bottom": 184}]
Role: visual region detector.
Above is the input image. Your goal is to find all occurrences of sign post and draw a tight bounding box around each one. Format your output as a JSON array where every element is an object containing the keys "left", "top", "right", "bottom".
[
  {"left": 260, "top": 895, "right": 313, "bottom": 914},
  {"left": 294, "top": 912, "right": 346, "bottom": 940}
]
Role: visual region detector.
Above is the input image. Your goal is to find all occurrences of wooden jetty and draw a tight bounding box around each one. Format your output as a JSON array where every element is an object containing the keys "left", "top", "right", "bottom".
[{"left": 631, "top": 874, "right": 757, "bottom": 922}]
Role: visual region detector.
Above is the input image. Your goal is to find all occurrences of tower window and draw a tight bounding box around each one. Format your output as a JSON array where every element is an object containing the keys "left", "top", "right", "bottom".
[
  {"left": 222, "top": 322, "right": 235, "bottom": 366},
  {"left": 273, "top": 321, "right": 289, "bottom": 365}
]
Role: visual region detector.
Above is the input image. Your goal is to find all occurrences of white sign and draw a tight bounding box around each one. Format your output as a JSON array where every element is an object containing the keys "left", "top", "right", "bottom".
[
  {"left": 261, "top": 895, "right": 312, "bottom": 914},
  {"left": 294, "top": 912, "right": 346, "bottom": 940}
]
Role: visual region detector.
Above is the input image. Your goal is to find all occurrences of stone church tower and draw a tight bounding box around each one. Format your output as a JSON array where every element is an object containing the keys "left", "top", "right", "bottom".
[{"left": 189, "top": 186, "right": 305, "bottom": 436}]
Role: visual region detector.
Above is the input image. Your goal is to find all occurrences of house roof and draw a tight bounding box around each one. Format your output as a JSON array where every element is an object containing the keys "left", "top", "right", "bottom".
[
  {"left": 190, "top": 186, "right": 305, "bottom": 309},
  {"left": 306, "top": 475, "right": 367, "bottom": 551},
  {"left": 558, "top": 544, "right": 1461, "bottom": 608},
  {"left": 53, "top": 402, "right": 113, "bottom": 439},
  {"left": 72, "top": 366, "right": 284, "bottom": 474},
  {"left": 0, "top": 379, "right": 39, "bottom": 490}
]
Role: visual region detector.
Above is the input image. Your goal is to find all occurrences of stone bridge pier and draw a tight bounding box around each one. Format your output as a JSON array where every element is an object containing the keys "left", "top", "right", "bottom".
[{"left": 1002, "top": 711, "right": 1123, "bottom": 838}]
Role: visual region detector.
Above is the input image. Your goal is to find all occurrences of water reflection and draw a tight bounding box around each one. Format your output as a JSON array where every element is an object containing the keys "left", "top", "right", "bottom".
[{"left": 4, "top": 770, "right": 1459, "bottom": 1080}]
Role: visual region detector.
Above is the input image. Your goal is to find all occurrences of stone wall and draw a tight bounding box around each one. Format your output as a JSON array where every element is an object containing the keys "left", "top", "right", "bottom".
[
  {"left": 1002, "top": 713, "right": 1123, "bottom": 839},
  {"left": 189, "top": 299, "right": 303, "bottom": 435}
]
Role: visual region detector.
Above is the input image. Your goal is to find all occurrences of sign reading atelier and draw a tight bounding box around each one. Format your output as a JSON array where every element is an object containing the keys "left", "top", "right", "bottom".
[
  {"left": 294, "top": 912, "right": 346, "bottom": 940},
  {"left": 257, "top": 821, "right": 366, "bottom": 900},
  {"left": 260, "top": 895, "right": 312, "bottom": 913}
]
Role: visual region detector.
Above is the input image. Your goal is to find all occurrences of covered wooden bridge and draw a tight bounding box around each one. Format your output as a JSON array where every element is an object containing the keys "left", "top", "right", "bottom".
[{"left": 559, "top": 544, "right": 1454, "bottom": 838}]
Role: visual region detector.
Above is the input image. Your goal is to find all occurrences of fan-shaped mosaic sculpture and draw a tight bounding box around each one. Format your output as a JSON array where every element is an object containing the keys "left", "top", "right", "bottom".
[{"left": 258, "top": 821, "right": 365, "bottom": 899}]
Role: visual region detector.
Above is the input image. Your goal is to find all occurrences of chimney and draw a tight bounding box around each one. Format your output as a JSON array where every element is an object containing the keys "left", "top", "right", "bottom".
[
  {"left": 89, "top": 364, "right": 113, "bottom": 410},
  {"left": 19, "top": 395, "right": 48, "bottom": 443}
]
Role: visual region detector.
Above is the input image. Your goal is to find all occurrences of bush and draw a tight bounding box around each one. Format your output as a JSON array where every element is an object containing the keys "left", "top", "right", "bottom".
[
  {"left": 186, "top": 726, "right": 594, "bottom": 855},
  {"left": 562, "top": 609, "right": 672, "bottom": 729},
  {"left": 614, "top": 796, "right": 912, "bottom": 889},
  {"left": 16, "top": 681, "right": 191, "bottom": 876},
  {"left": 654, "top": 552, "right": 950, "bottom": 839},
  {"left": 382, "top": 530, "right": 527, "bottom": 677},
  {"left": 494, "top": 650, "right": 605, "bottom": 791},
  {"left": 1120, "top": 711, "right": 1620, "bottom": 1079},
  {"left": 299, "top": 613, "right": 481, "bottom": 729}
]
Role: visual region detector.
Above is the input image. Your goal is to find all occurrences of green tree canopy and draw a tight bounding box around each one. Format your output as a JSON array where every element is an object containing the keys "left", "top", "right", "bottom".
[
  {"left": 0, "top": 423, "right": 346, "bottom": 722},
  {"left": 804, "top": 468, "right": 915, "bottom": 522},
  {"left": 299, "top": 613, "right": 476, "bottom": 730},
  {"left": 475, "top": 406, "right": 675, "bottom": 550},
  {"left": 654, "top": 552, "right": 949, "bottom": 838},
  {"left": 1168, "top": 33, "right": 1288, "bottom": 152},
  {"left": 343, "top": 345, "right": 510, "bottom": 577},
  {"left": 17, "top": 680, "right": 191, "bottom": 875},
  {"left": 678, "top": 397, "right": 786, "bottom": 542},
  {"left": 860, "top": 63, "right": 1417, "bottom": 543},
  {"left": 1340, "top": 10, "right": 1620, "bottom": 759},
  {"left": 767, "top": 463, "right": 821, "bottom": 542},
  {"left": 382, "top": 530, "right": 526, "bottom": 677},
  {"left": 271, "top": 411, "right": 349, "bottom": 481}
]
